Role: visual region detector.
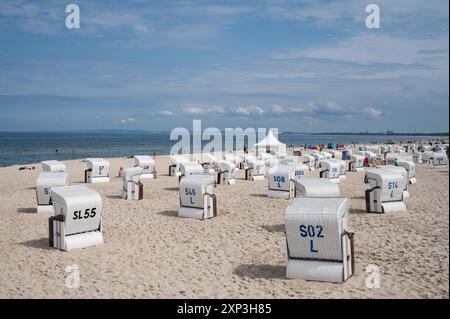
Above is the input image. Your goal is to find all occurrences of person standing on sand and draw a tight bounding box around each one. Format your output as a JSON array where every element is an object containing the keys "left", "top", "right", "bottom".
[{"left": 152, "top": 145, "right": 157, "bottom": 159}]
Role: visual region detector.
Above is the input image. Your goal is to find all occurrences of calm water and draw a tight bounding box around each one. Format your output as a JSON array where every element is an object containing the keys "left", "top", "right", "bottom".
[{"left": 0, "top": 131, "right": 440, "bottom": 167}]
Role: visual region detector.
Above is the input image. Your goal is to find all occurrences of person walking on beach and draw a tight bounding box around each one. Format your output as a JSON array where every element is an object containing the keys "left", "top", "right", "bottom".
[{"left": 152, "top": 145, "right": 157, "bottom": 159}]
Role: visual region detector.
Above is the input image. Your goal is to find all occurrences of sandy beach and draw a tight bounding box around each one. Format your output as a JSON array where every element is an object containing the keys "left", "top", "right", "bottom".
[{"left": 0, "top": 155, "right": 448, "bottom": 299}]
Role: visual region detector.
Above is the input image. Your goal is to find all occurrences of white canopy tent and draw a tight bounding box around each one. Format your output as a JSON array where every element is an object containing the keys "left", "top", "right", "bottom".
[{"left": 253, "top": 129, "right": 287, "bottom": 157}]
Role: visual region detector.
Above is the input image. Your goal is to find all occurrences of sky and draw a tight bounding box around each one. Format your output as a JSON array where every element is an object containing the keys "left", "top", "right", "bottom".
[{"left": 0, "top": 0, "right": 448, "bottom": 132}]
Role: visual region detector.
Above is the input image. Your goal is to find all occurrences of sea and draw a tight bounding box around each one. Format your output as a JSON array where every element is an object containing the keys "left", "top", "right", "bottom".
[{"left": 0, "top": 131, "right": 443, "bottom": 167}]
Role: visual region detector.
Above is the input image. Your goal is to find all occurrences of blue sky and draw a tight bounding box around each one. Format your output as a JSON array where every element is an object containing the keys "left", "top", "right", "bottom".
[{"left": 0, "top": 0, "right": 448, "bottom": 132}]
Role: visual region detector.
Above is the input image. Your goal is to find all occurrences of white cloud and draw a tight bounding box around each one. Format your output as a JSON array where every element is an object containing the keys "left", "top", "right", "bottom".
[
  {"left": 289, "top": 107, "right": 303, "bottom": 113},
  {"left": 120, "top": 116, "right": 136, "bottom": 124},
  {"left": 275, "top": 34, "right": 449, "bottom": 66},
  {"left": 365, "top": 107, "right": 383, "bottom": 118},
  {"left": 182, "top": 106, "right": 207, "bottom": 114},
  {"left": 182, "top": 105, "right": 226, "bottom": 115},
  {"left": 233, "top": 105, "right": 265, "bottom": 116},
  {"left": 271, "top": 104, "right": 285, "bottom": 113},
  {"left": 271, "top": 104, "right": 304, "bottom": 114},
  {"left": 158, "top": 110, "right": 175, "bottom": 116}
]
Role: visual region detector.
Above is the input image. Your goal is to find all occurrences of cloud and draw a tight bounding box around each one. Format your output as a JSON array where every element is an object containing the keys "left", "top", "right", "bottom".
[
  {"left": 158, "top": 110, "right": 175, "bottom": 117},
  {"left": 365, "top": 107, "right": 383, "bottom": 118},
  {"left": 232, "top": 105, "right": 264, "bottom": 116},
  {"left": 120, "top": 116, "right": 136, "bottom": 124},
  {"left": 182, "top": 105, "right": 226, "bottom": 115},
  {"left": 271, "top": 104, "right": 304, "bottom": 114},
  {"left": 271, "top": 104, "right": 285, "bottom": 113},
  {"left": 274, "top": 33, "right": 449, "bottom": 66},
  {"left": 182, "top": 106, "right": 207, "bottom": 115}
]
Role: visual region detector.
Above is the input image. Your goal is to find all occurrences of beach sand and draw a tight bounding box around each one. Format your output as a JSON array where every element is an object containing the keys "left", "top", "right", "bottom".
[{"left": 0, "top": 155, "right": 448, "bottom": 299}]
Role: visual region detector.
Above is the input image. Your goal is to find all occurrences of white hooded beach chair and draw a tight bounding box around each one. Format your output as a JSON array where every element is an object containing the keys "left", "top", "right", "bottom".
[
  {"left": 217, "top": 160, "right": 236, "bottom": 185},
  {"left": 289, "top": 163, "right": 309, "bottom": 179},
  {"left": 349, "top": 154, "right": 365, "bottom": 172},
  {"left": 36, "top": 172, "right": 69, "bottom": 213},
  {"left": 302, "top": 154, "right": 315, "bottom": 171},
  {"left": 169, "top": 155, "right": 190, "bottom": 176},
  {"left": 312, "top": 152, "right": 325, "bottom": 168},
  {"left": 385, "top": 153, "right": 413, "bottom": 166},
  {"left": 85, "top": 158, "right": 110, "bottom": 183},
  {"left": 396, "top": 160, "right": 417, "bottom": 184},
  {"left": 134, "top": 155, "right": 156, "bottom": 179},
  {"left": 245, "top": 159, "right": 265, "bottom": 181},
  {"left": 365, "top": 169, "right": 407, "bottom": 213},
  {"left": 223, "top": 152, "right": 240, "bottom": 171},
  {"left": 433, "top": 152, "right": 448, "bottom": 168},
  {"left": 267, "top": 165, "right": 296, "bottom": 199},
  {"left": 201, "top": 153, "right": 218, "bottom": 174},
  {"left": 281, "top": 155, "right": 299, "bottom": 165},
  {"left": 421, "top": 151, "right": 434, "bottom": 164},
  {"left": 49, "top": 186, "right": 103, "bottom": 251},
  {"left": 285, "top": 197, "right": 354, "bottom": 283},
  {"left": 41, "top": 160, "right": 66, "bottom": 173},
  {"left": 319, "top": 160, "right": 340, "bottom": 183},
  {"left": 239, "top": 154, "right": 256, "bottom": 170},
  {"left": 122, "top": 167, "right": 143, "bottom": 200},
  {"left": 329, "top": 150, "right": 342, "bottom": 160},
  {"left": 293, "top": 178, "right": 341, "bottom": 198},
  {"left": 179, "top": 175, "right": 217, "bottom": 220},
  {"left": 179, "top": 161, "right": 204, "bottom": 182},
  {"left": 376, "top": 165, "right": 410, "bottom": 199},
  {"left": 322, "top": 152, "right": 333, "bottom": 160},
  {"left": 331, "top": 159, "right": 347, "bottom": 181}
]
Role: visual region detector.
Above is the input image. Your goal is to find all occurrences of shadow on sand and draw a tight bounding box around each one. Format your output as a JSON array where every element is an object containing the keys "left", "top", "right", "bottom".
[
  {"left": 106, "top": 195, "right": 123, "bottom": 199},
  {"left": 20, "top": 238, "right": 54, "bottom": 251},
  {"left": 17, "top": 207, "right": 37, "bottom": 214},
  {"left": 250, "top": 193, "right": 267, "bottom": 198},
  {"left": 157, "top": 210, "right": 178, "bottom": 218},
  {"left": 261, "top": 224, "right": 285, "bottom": 233},
  {"left": 349, "top": 208, "right": 371, "bottom": 215},
  {"left": 233, "top": 264, "right": 286, "bottom": 280}
]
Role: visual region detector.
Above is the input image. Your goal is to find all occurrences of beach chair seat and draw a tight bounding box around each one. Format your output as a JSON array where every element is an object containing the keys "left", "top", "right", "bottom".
[
  {"left": 245, "top": 159, "right": 265, "bottom": 181},
  {"left": 169, "top": 155, "right": 190, "bottom": 176},
  {"left": 201, "top": 154, "right": 218, "bottom": 174},
  {"left": 134, "top": 155, "right": 156, "bottom": 179},
  {"left": 293, "top": 178, "right": 341, "bottom": 198},
  {"left": 179, "top": 175, "right": 217, "bottom": 220},
  {"left": 376, "top": 165, "right": 410, "bottom": 198},
  {"left": 365, "top": 168, "right": 407, "bottom": 213},
  {"left": 36, "top": 172, "right": 69, "bottom": 213},
  {"left": 267, "top": 165, "right": 296, "bottom": 199},
  {"left": 319, "top": 160, "right": 340, "bottom": 183},
  {"left": 433, "top": 152, "right": 448, "bottom": 168},
  {"left": 122, "top": 167, "right": 144, "bottom": 200},
  {"left": 302, "top": 154, "right": 315, "bottom": 171},
  {"left": 85, "top": 158, "right": 110, "bottom": 183},
  {"left": 349, "top": 154, "right": 365, "bottom": 172},
  {"left": 217, "top": 160, "right": 236, "bottom": 185},
  {"left": 396, "top": 160, "right": 417, "bottom": 184},
  {"left": 281, "top": 155, "right": 299, "bottom": 165},
  {"left": 179, "top": 162, "right": 204, "bottom": 182},
  {"left": 49, "top": 186, "right": 103, "bottom": 251},
  {"left": 41, "top": 160, "right": 66, "bottom": 173},
  {"left": 285, "top": 197, "right": 354, "bottom": 283},
  {"left": 332, "top": 159, "right": 347, "bottom": 181}
]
